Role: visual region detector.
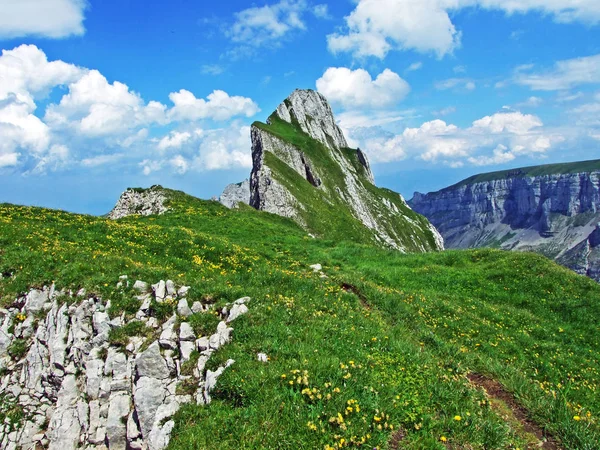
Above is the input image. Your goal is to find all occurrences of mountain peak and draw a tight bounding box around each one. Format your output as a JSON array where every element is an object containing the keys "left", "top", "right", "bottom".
[
  {"left": 270, "top": 89, "right": 348, "bottom": 151},
  {"left": 221, "top": 89, "right": 444, "bottom": 252}
]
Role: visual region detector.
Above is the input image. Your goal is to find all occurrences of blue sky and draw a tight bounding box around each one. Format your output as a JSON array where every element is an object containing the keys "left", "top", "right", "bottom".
[{"left": 1, "top": 0, "right": 600, "bottom": 214}]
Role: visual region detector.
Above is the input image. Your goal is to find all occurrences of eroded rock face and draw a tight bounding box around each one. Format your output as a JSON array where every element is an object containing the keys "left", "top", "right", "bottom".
[
  {"left": 219, "top": 179, "right": 250, "bottom": 209},
  {"left": 244, "top": 89, "right": 443, "bottom": 252},
  {"left": 410, "top": 170, "right": 600, "bottom": 281},
  {"left": 108, "top": 186, "right": 168, "bottom": 220},
  {"left": 0, "top": 282, "right": 250, "bottom": 450},
  {"left": 273, "top": 89, "right": 349, "bottom": 152}
]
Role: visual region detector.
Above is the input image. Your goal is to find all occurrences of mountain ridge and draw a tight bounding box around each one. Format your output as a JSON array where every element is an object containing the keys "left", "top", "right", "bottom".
[
  {"left": 222, "top": 89, "right": 444, "bottom": 253},
  {"left": 410, "top": 160, "right": 600, "bottom": 281}
]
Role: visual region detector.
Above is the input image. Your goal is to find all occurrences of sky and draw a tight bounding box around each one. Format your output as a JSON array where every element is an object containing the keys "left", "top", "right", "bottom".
[{"left": 1, "top": 0, "right": 600, "bottom": 215}]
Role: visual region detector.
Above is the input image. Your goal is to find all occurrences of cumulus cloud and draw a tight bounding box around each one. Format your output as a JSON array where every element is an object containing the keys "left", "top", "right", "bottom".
[
  {"left": 356, "top": 111, "right": 563, "bottom": 167},
  {"left": 316, "top": 67, "right": 410, "bottom": 109},
  {"left": 168, "top": 90, "right": 260, "bottom": 122},
  {"left": 195, "top": 126, "right": 253, "bottom": 171},
  {"left": 0, "top": 45, "right": 260, "bottom": 173},
  {"left": 328, "top": 0, "right": 600, "bottom": 59},
  {"left": 227, "top": 0, "right": 310, "bottom": 47},
  {"left": 0, "top": 0, "right": 87, "bottom": 39},
  {"left": 45, "top": 70, "right": 168, "bottom": 137},
  {"left": 514, "top": 54, "right": 600, "bottom": 91},
  {"left": 157, "top": 131, "right": 193, "bottom": 151}
]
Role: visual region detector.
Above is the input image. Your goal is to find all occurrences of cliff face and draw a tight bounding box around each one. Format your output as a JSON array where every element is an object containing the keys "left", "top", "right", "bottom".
[
  {"left": 409, "top": 163, "right": 600, "bottom": 280},
  {"left": 235, "top": 89, "right": 443, "bottom": 252}
]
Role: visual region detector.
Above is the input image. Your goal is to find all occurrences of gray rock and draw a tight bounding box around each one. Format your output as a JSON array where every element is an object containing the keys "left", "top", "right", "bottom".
[
  {"left": 133, "top": 377, "right": 167, "bottom": 439},
  {"left": 165, "top": 280, "right": 176, "bottom": 297},
  {"left": 127, "top": 410, "right": 142, "bottom": 441},
  {"left": 177, "top": 286, "right": 190, "bottom": 297},
  {"left": 257, "top": 353, "right": 268, "bottom": 363},
  {"left": 196, "top": 337, "right": 209, "bottom": 352},
  {"left": 135, "top": 342, "right": 169, "bottom": 380},
  {"left": 309, "top": 264, "right": 322, "bottom": 272},
  {"left": 204, "top": 359, "right": 235, "bottom": 404},
  {"left": 226, "top": 303, "right": 249, "bottom": 323},
  {"left": 152, "top": 281, "right": 167, "bottom": 302},
  {"left": 179, "top": 322, "right": 195, "bottom": 341},
  {"left": 179, "top": 341, "right": 195, "bottom": 362},
  {"left": 108, "top": 187, "right": 168, "bottom": 220},
  {"left": 106, "top": 393, "right": 131, "bottom": 450},
  {"left": 24, "top": 288, "right": 49, "bottom": 314},
  {"left": 191, "top": 301, "right": 203, "bottom": 314},
  {"left": 176, "top": 299, "right": 192, "bottom": 318},
  {"left": 133, "top": 281, "right": 149, "bottom": 293},
  {"left": 85, "top": 359, "right": 104, "bottom": 399},
  {"left": 219, "top": 179, "right": 250, "bottom": 209}
]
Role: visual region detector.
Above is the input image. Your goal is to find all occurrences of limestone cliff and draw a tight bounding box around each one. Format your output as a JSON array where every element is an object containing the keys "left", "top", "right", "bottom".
[
  {"left": 226, "top": 89, "right": 442, "bottom": 252},
  {"left": 0, "top": 278, "right": 249, "bottom": 450},
  {"left": 409, "top": 160, "right": 600, "bottom": 280},
  {"left": 108, "top": 186, "right": 168, "bottom": 220}
]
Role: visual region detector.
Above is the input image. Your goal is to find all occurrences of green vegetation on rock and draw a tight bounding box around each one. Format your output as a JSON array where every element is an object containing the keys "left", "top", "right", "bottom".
[{"left": 447, "top": 158, "right": 600, "bottom": 190}]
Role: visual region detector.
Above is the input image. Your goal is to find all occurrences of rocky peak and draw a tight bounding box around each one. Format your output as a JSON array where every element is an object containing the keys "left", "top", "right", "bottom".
[
  {"left": 233, "top": 89, "right": 443, "bottom": 252},
  {"left": 271, "top": 89, "right": 348, "bottom": 151}
]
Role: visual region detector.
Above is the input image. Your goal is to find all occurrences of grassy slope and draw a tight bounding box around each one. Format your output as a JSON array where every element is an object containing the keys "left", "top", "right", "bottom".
[
  {"left": 443, "top": 159, "right": 600, "bottom": 192},
  {"left": 254, "top": 116, "right": 439, "bottom": 252},
  {"left": 0, "top": 191, "right": 599, "bottom": 449}
]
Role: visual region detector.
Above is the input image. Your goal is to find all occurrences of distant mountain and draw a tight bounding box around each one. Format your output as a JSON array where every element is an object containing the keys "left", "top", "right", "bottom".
[
  {"left": 410, "top": 159, "right": 600, "bottom": 280},
  {"left": 219, "top": 89, "right": 443, "bottom": 253}
]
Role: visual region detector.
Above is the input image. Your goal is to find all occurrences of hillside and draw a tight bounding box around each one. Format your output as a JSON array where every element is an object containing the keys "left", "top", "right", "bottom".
[
  {"left": 410, "top": 161, "right": 600, "bottom": 281},
  {"left": 1, "top": 188, "right": 599, "bottom": 449},
  {"left": 221, "top": 89, "right": 443, "bottom": 253}
]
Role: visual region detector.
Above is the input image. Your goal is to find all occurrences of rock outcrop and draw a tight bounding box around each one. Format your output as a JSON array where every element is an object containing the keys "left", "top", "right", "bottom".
[
  {"left": 409, "top": 161, "right": 600, "bottom": 281},
  {"left": 108, "top": 186, "right": 168, "bottom": 220},
  {"left": 224, "top": 89, "right": 443, "bottom": 253},
  {"left": 0, "top": 280, "right": 249, "bottom": 450},
  {"left": 219, "top": 179, "right": 250, "bottom": 209}
]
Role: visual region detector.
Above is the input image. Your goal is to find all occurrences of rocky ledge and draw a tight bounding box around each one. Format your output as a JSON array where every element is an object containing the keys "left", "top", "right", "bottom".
[
  {"left": 0, "top": 278, "right": 252, "bottom": 450},
  {"left": 108, "top": 186, "right": 168, "bottom": 220}
]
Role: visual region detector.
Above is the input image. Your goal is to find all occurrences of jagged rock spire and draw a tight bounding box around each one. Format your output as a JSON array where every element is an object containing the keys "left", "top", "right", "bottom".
[{"left": 271, "top": 89, "right": 348, "bottom": 151}]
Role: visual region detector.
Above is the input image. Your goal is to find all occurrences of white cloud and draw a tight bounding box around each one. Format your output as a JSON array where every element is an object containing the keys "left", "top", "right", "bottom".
[
  {"left": 169, "top": 155, "right": 189, "bottom": 174},
  {"left": 406, "top": 62, "right": 423, "bottom": 72},
  {"left": 81, "top": 153, "right": 124, "bottom": 168},
  {"left": 313, "top": 4, "right": 330, "bottom": 19},
  {"left": 195, "top": 126, "right": 252, "bottom": 171},
  {"left": 327, "top": 0, "right": 460, "bottom": 59},
  {"left": 157, "top": 131, "right": 193, "bottom": 151},
  {"left": 435, "top": 78, "right": 476, "bottom": 91},
  {"left": 515, "top": 54, "right": 600, "bottom": 91},
  {"left": 434, "top": 106, "right": 457, "bottom": 116},
  {"left": 0, "top": 0, "right": 87, "bottom": 39},
  {"left": 168, "top": 89, "right": 259, "bottom": 122},
  {"left": 227, "top": 0, "right": 311, "bottom": 47},
  {"left": 328, "top": 0, "right": 600, "bottom": 59},
  {"left": 0, "top": 45, "right": 261, "bottom": 173},
  {"left": 515, "top": 96, "right": 543, "bottom": 108},
  {"left": 0, "top": 152, "right": 18, "bottom": 168},
  {"left": 45, "top": 70, "right": 168, "bottom": 137},
  {"left": 468, "top": 145, "right": 516, "bottom": 166},
  {"left": 201, "top": 64, "right": 225, "bottom": 75},
  {"left": 356, "top": 111, "right": 563, "bottom": 167},
  {"left": 316, "top": 67, "right": 410, "bottom": 109}
]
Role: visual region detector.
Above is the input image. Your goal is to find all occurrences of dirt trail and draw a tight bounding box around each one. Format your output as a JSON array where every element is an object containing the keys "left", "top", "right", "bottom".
[
  {"left": 341, "top": 283, "right": 371, "bottom": 310},
  {"left": 467, "top": 373, "right": 561, "bottom": 450}
]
